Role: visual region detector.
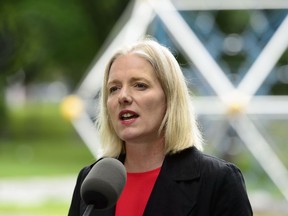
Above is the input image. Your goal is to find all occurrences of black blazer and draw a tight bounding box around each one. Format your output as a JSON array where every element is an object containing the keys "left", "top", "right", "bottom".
[{"left": 68, "top": 147, "right": 253, "bottom": 216}]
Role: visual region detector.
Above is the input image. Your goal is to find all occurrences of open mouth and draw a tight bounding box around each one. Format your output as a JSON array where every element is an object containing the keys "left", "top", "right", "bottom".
[{"left": 119, "top": 112, "right": 139, "bottom": 121}]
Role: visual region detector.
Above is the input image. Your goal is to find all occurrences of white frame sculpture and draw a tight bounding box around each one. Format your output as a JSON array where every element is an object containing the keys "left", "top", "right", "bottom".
[{"left": 69, "top": 0, "right": 288, "bottom": 203}]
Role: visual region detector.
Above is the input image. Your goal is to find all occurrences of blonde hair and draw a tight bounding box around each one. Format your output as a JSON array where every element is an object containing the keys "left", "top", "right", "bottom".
[{"left": 97, "top": 37, "right": 202, "bottom": 157}]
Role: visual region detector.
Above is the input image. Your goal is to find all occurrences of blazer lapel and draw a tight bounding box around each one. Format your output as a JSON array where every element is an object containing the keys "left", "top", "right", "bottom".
[
  {"left": 88, "top": 147, "right": 201, "bottom": 216},
  {"left": 144, "top": 147, "right": 201, "bottom": 216}
]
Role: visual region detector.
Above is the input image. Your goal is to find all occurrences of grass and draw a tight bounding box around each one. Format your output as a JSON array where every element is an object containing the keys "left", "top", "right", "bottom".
[
  {"left": 0, "top": 138, "right": 94, "bottom": 177},
  {"left": 0, "top": 202, "right": 68, "bottom": 216},
  {"left": 0, "top": 102, "right": 94, "bottom": 178}
]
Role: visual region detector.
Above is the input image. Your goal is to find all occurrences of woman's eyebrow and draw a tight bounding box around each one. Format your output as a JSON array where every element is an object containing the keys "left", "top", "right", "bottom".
[
  {"left": 107, "top": 78, "right": 121, "bottom": 85},
  {"left": 108, "top": 76, "right": 151, "bottom": 84},
  {"left": 130, "top": 76, "right": 151, "bottom": 83}
]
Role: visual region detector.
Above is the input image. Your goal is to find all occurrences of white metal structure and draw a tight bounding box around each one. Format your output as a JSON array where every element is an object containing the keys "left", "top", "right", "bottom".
[{"left": 69, "top": 0, "right": 288, "bottom": 205}]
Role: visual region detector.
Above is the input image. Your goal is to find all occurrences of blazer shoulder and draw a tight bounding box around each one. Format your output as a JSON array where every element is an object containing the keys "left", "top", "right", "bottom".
[
  {"left": 166, "top": 147, "right": 241, "bottom": 181},
  {"left": 190, "top": 147, "right": 243, "bottom": 178},
  {"left": 201, "top": 152, "right": 235, "bottom": 167},
  {"left": 196, "top": 151, "right": 253, "bottom": 215}
]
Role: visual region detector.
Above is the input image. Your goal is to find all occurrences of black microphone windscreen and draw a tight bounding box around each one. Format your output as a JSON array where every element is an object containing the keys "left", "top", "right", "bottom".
[{"left": 80, "top": 158, "right": 127, "bottom": 210}]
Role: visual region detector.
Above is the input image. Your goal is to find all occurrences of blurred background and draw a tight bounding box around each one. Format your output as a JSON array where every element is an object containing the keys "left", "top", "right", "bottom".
[{"left": 0, "top": 0, "right": 288, "bottom": 215}]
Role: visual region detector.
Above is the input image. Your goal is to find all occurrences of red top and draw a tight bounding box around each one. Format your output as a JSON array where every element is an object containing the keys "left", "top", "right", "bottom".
[{"left": 115, "top": 167, "right": 161, "bottom": 216}]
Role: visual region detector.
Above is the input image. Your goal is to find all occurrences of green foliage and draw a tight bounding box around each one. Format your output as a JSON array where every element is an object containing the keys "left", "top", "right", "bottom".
[
  {"left": 0, "top": 0, "right": 129, "bottom": 139},
  {"left": 1, "top": 0, "right": 94, "bottom": 84},
  {"left": 7, "top": 103, "right": 73, "bottom": 139},
  {"left": 0, "top": 0, "right": 129, "bottom": 85},
  {"left": 215, "top": 10, "right": 250, "bottom": 34}
]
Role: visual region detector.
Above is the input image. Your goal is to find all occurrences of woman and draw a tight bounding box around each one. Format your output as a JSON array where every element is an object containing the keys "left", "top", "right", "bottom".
[{"left": 68, "top": 38, "right": 253, "bottom": 216}]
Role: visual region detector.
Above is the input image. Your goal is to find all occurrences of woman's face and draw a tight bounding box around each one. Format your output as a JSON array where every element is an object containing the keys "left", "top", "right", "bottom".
[{"left": 106, "top": 54, "right": 166, "bottom": 144}]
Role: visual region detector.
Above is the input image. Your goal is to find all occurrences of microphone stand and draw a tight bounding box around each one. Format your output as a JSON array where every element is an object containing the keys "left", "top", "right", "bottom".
[{"left": 83, "top": 205, "right": 94, "bottom": 216}]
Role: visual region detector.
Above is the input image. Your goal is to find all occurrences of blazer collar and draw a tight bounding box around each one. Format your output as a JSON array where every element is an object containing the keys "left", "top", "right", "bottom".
[
  {"left": 144, "top": 147, "right": 202, "bottom": 215},
  {"left": 118, "top": 146, "right": 201, "bottom": 180},
  {"left": 118, "top": 147, "right": 202, "bottom": 216},
  {"left": 162, "top": 146, "right": 201, "bottom": 181},
  {"left": 90, "top": 147, "right": 202, "bottom": 216}
]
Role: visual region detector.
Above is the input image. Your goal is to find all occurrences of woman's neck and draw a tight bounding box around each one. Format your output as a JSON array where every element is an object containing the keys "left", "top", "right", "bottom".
[{"left": 124, "top": 139, "right": 165, "bottom": 173}]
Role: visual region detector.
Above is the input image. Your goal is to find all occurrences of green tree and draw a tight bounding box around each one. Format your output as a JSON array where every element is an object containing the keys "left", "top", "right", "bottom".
[{"left": 0, "top": 0, "right": 129, "bottom": 135}]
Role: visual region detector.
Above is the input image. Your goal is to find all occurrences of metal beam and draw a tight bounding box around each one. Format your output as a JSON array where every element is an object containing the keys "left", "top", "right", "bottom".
[{"left": 171, "top": 0, "right": 288, "bottom": 10}]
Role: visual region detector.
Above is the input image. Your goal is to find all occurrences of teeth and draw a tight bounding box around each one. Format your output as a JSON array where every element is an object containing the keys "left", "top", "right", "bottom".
[{"left": 122, "top": 113, "right": 133, "bottom": 118}]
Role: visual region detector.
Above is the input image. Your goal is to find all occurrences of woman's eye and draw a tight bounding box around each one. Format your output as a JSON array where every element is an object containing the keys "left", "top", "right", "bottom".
[
  {"left": 135, "top": 83, "right": 148, "bottom": 89},
  {"left": 109, "top": 86, "right": 119, "bottom": 93}
]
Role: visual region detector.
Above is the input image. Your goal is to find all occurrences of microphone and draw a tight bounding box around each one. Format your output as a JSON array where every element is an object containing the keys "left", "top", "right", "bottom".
[{"left": 80, "top": 158, "right": 127, "bottom": 215}]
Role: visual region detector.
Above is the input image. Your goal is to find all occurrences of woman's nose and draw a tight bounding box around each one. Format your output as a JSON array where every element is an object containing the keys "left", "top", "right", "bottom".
[{"left": 118, "top": 88, "right": 132, "bottom": 104}]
